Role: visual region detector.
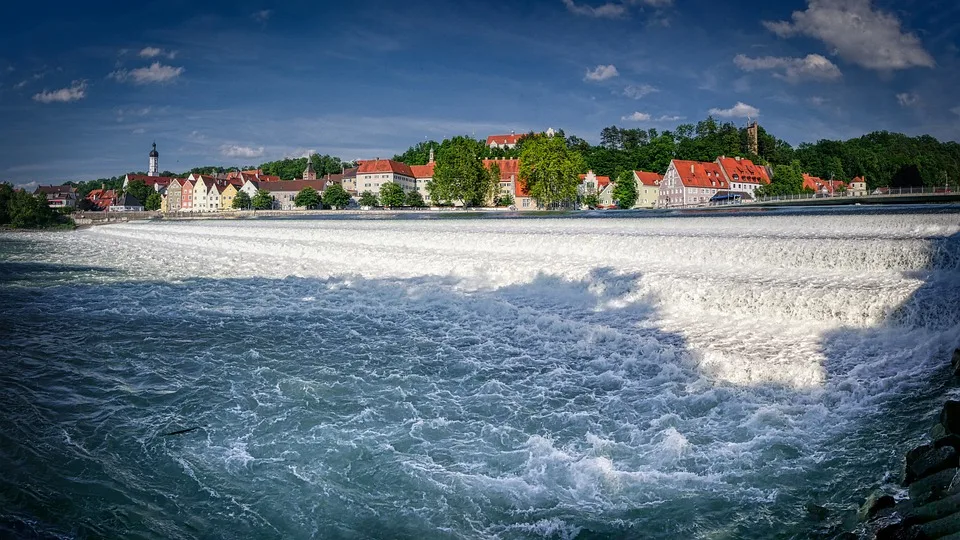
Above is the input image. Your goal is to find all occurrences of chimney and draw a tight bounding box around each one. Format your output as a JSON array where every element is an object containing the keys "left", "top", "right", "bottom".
[
  {"left": 690, "top": 164, "right": 694, "bottom": 174},
  {"left": 736, "top": 156, "right": 741, "bottom": 162}
]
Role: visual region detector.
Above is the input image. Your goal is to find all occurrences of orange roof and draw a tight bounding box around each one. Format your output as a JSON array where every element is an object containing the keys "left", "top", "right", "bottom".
[
  {"left": 850, "top": 176, "right": 866, "bottom": 184},
  {"left": 634, "top": 171, "right": 662, "bottom": 186},
  {"left": 482, "top": 158, "right": 520, "bottom": 180},
  {"left": 410, "top": 162, "right": 435, "bottom": 179},
  {"left": 716, "top": 157, "right": 770, "bottom": 184},
  {"left": 357, "top": 159, "right": 415, "bottom": 177},
  {"left": 802, "top": 174, "right": 847, "bottom": 193},
  {"left": 126, "top": 174, "right": 177, "bottom": 187},
  {"left": 672, "top": 160, "right": 729, "bottom": 189},
  {"left": 486, "top": 134, "right": 521, "bottom": 146}
]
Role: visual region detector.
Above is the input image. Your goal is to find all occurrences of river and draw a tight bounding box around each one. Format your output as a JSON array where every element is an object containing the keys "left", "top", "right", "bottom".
[{"left": 1, "top": 206, "right": 959, "bottom": 539}]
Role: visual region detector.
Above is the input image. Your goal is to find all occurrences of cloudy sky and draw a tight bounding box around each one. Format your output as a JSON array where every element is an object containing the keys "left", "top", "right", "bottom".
[{"left": 1, "top": 0, "right": 957, "bottom": 185}]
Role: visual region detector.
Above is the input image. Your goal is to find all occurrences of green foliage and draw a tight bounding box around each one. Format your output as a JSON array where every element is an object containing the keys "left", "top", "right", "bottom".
[
  {"left": 232, "top": 190, "right": 252, "bottom": 209},
  {"left": 430, "top": 136, "right": 493, "bottom": 206},
  {"left": 495, "top": 193, "right": 514, "bottom": 207},
  {"left": 145, "top": 192, "right": 162, "bottom": 211},
  {"left": 379, "top": 182, "right": 405, "bottom": 208},
  {"left": 124, "top": 180, "right": 152, "bottom": 209},
  {"left": 259, "top": 154, "right": 348, "bottom": 180},
  {"left": 322, "top": 183, "right": 351, "bottom": 209},
  {"left": 581, "top": 193, "right": 600, "bottom": 209},
  {"left": 404, "top": 190, "right": 425, "bottom": 207},
  {"left": 0, "top": 185, "right": 63, "bottom": 228},
  {"left": 393, "top": 141, "right": 441, "bottom": 165},
  {"left": 612, "top": 170, "right": 638, "bottom": 208},
  {"left": 519, "top": 134, "right": 586, "bottom": 208},
  {"left": 294, "top": 186, "right": 321, "bottom": 209},
  {"left": 358, "top": 191, "right": 379, "bottom": 207},
  {"left": 756, "top": 161, "right": 806, "bottom": 197},
  {"left": 252, "top": 190, "right": 274, "bottom": 210}
]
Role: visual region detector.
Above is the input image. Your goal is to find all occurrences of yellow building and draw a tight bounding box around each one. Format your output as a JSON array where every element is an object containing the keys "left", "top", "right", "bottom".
[
  {"left": 160, "top": 194, "right": 168, "bottom": 213},
  {"left": 220, "top": 183, "right": 239, "bottom": 210}
]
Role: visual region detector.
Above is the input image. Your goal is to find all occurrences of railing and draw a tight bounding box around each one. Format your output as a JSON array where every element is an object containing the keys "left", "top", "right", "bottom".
[{"left": 755, "top": 186, "right": 956, "bottom": 204}]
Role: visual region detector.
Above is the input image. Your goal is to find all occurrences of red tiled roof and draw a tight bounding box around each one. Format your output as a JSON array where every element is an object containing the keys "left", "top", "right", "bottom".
[
  {"left": 672, "top": 160, "right": 729, "bottom": 189},
  {"left": 357, "top": 159, "right": 415, "bottom": 177},
  {"left": 634, "top": 171, "right": 663, "bottom": 186},
  {"left": 802, "top": 174, "right": 847, "bottom": 193},
  {"left": 850, "top": 176, "right": 866, "bottom": 184},
  {"left": 486, "top": 134, "right": 522, "bottom": 146},
  {"left": 410, "top": 163, "right": 436, "bottom": 179},
  {"left": 715, "top": 157, "right": 770, "bottom": 185},
  {"left": 126, "top": 174, "right": 177, "bottom": 187},
  {"left": 482, "top": 158, "right": 520, "bottom": 180},
  {"left": 35, "top": 185, "right": 77, "bottom": 195},
  {"left": 254, "top": 179, "right": 327, "bottom": 193},
  {"left": 579, "top": 173, "right": 611, "bottom": 189}
]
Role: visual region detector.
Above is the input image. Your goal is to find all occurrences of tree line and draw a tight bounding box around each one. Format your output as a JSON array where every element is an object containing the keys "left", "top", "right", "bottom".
[{"left": 0, "top": 184, "right": 73, "bottom": 229}]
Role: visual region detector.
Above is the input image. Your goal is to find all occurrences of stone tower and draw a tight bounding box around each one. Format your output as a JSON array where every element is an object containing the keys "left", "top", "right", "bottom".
[
  {"left": 428, "top": 145, "right": 435, "bottom": 164},
  {"left": 148, "top": 142, "right": 159, "bottom": 177},
  {"left": 746, "top": 122, "right": 759, "bottom": 156},
  {"left": 303, "top": 154, "right": 316, "bottom": 180}
]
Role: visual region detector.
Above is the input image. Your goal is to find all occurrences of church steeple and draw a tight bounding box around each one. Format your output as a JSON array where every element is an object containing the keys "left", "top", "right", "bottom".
[
  {"left": 428, "top": 145, "right": 435, "bottom": 164},
  {"left": 303, "top": 153, "right": 316, "bottom": 180},
  {"left": 148, "top": 142, "right": 159, "bottom": 177}
]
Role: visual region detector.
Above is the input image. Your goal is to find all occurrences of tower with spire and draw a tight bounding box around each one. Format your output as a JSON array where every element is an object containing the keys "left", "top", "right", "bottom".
[
  {"left": 148, "top": 142, "right": 159, "bottom": 177},
  {"left": 428, "top": 145, "right": 435, "bottom": 164},
  {"left": 303, "top": 154, "right": 316, "bottom": 180}
]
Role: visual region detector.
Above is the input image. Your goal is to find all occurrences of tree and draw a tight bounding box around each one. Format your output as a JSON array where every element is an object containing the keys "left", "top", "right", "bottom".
[
  {"left": 145, "top": 192, "right": 162, "bottom": 211},
  {"left": 322, "top": 183, "right": 351, "bottom": 209},
  {"left": 581, "top": 193, "right": 600, "bottom": 209},
  {"left": 379, "top": 182, "right": 405, "bottom": 208},
  {"left": 126, "top": 180, "right": 152, "bottom": 209},
  {"left": 294, "top": 186, "right": 321, "bottom": 209},
  {"left": 827, "top": 156, "right": 846, "bottom": 181},
  {"left": 430, "top": 135, "right": 492, "bottom": 206},
  {"left": 359, "top": 191, "right": 379, "bottom": 207},
  {"left": 612, "top": 170, "right": 638, "bottom": 208},
  {"left": 232, "top": 190, "right": 252, "bottom": 209},
  {"left": 5, "top": 190, "right": 57, "bottom": 228},
  {"left": 495, "top": 193, "right": 514, "bottom": 207},
  {"left": 404, "top": 190, "right": 425, "bottom": 207},
  {"left": 518, "top": 134, "right": 586, "bottom": 209},
  {"left": 252, "top": 190, "right": 274, "bottom": 210},
  {"left": 756, "top": 161, "right": 805, "bottom": 197}
]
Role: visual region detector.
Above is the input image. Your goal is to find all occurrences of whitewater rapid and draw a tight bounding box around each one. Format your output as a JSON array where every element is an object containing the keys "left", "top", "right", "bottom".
[{"left": 1, "top": 207, "right": 958, "bottom": 539}]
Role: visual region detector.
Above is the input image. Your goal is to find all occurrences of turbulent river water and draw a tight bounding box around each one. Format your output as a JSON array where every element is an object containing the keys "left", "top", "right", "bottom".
[{"left": 1, "top": 206, "right": 959, "bottom": 539}]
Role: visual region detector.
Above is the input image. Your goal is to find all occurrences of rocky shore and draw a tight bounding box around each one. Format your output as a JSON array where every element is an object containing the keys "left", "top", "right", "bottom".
[{"left": 856, "top": 348, "right": 960, "bottom": 539}]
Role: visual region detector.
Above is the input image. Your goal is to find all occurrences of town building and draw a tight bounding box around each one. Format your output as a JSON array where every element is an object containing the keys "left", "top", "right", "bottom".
[
  {"left": 340, "top": 167, "right": 358, "bottom": 194},
  {"left": 715, "top": 156, "right": 770, "bottom": 198},
  {"left": 256, "top": 180, "right": 327, "bottom": 210},
  {"left": 188, "top": 175, "right": 223, "bottom": 213},
  {"left": 34, "top": 185, "right": 78, "bottom": 208},
  {"left": 802, "top": 174, "right": 847, "bottom": 195},
  {"left": 148, "top": 142, "right": 159, "bottom": 177},
  {"left": 579, "top": 171, "right": 612, "bottom": 207},
  {"left": 486, "top": 132, "right": 522, "bottom": 150},
  {"left": 482, "top": 158, "right": 521, "bottom": 206},
  {"left": 181, "top": 179, "right": 194, "bottom": 212},
  {"left": 220, "top": 182, "right": 240, "bottom": 210},
  {"left": 356, "top": 159, "right": 416, "bottom": 197},
  {"left": 109, "top": 193, "right": 145, "bottom": 212},
  {"left": 633, "top": 171, "right": 663, "bottom": 209},
  {"left": 84, "top": 187, "right": 117, "bottom": 211},
  {"left": 409, "top": 147, "right": 436, "bottom": 203},
  {"left": 166, "top": 179, "right": 183, "bottom": 212},
  {"left": 659, "top": 160, "right": 729, "bottom": 208},
  {"left": 303, "top": 155, "right": 317, "bottom": 180},
  {"left": 848, "top": 176, "right": 868, "bottom": 196},
  {"left": 122, "top": 174, "right": 176, "bottom": 193}
]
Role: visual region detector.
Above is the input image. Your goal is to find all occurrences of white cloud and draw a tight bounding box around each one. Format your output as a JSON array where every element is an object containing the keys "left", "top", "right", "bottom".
[
  {"left": 563, "top": 0, "right": 627, "bottom": 18},
  {"left": 252, "top": 10, "right": 272, "bottom": 22},
  {"left": 896, "top": 92, "right": 919, "bottom": 107},
  {"left": 220, "top": 145, "right": 265, "bottom": 158},
  {"left": 734, "top": 53, "right": 842, "bottom": 82},
  {"left": 284, "top": 148, "right": 317, "bottom": 159},
  {"left": 110, "top": 62, "right": 184, "bottom": 84},
  {"left": 952, "top": 106, "right": 960, "bottom": 117},
  {"left": 762, "top": 0, "right": 934, "bottom": 71},
  {"left": 623, "top": 84, "right": 658, "bottom": 98},
  {"left": 656, "top": 115, "right": 682, "bottom": 121},
  {"left": 621, "top": 112, "right": 652, "bottom": 121},
  {"left": 585, "top": 64, "right": 619, "bottom": 81},
  {"left": 139, "top": 47, "right": 177, "bottom": 59},
  {"left": 809, "top": 96, "right": 828, "bottom": 106},
  {"left": 709, "top": 102, "right": 760, "bottom": 118},
  {"left": 131, "top": 128, "right": 146, "bottom": 135},
  {"left": 32, "top": 80, "right": 87, "bottom": 103},
  {"left": 562, "top": 0, "right": 672, "bottom": 17}
]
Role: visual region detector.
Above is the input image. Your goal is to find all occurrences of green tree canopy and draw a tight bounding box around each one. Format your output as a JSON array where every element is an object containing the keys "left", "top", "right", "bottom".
[
  {"left": 756, "top": 161, "right": 806, "bottom": 197},
  {"left": 518, "top": 134, "right": 586, "bottom": 209},
  {"left": 232, "top": 190, "right": 252, "bottom": 209},
  {"left": 404, "top": 190, "right": 425, "bottom": 207},
  {"left": 612, "top": 170, "right": 638, "bottom": 209},
  {"left": 145, "top": 192, "right": 162, "bottom": 211},
  {"left": 294, "top": 186, "right": 321, "bottom": 209},
  {"left": 322, "top": 183, "right": 351, "bottom": 209},
  {"left": 429, "top": 136, "right": 492, "bottom": 206},
  {"left": 0, "top": 186, "right": 60, "bottom": 228},
  {"left": 252, "top": 190, "right": 274, "bottom": 210},
  {"left": 379, "top": 182, "right": 405, "bottom": 208},
  {"left": 359, "top": 191, "right": 379, "bottom": 207},
  {"left": 125, "top": 180, "right": 152, "bottom": 208}
]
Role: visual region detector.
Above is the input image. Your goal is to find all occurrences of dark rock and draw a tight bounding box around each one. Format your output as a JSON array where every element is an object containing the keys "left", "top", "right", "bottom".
[
  {"left": 807, "top": 502, "right": 830, "bottom": 521},
  {"left": 871, "top": 495, "right": 898, "bottom": 519},
  {"left": 934, "top": 435, "right": 960, "bottom": 453},
  {"left": 833, "top": 533, "right": 858, "bottom": 540},
  {"left": 909, "top": 468, "right": 958, "bottom": 505},
  {"left": 903, "top": 492, "right": 960, "bottom": 526},
  {"left": 919, "top": 511, "right": 960, "bottom": 538},
  {"left": 876, "top": 522, "right": 930, "bottom": 540},
  {"left": 952, "top": 348, "right": 960, "bottom": 375},
  {"left": 941, "top": 401, "right": 960, "bottom": 436},
  {"left": 905, "top": 445, "right": 959, "bottom": 485}
]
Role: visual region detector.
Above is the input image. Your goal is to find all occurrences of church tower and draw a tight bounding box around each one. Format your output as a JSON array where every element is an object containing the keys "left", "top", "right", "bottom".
[
  {"left": 428, "top": 145, "right": 435, "bottom": 164},
  {"left": 303, "top": 154, "right": 316, "bottom": 180},
  {"left": 148, "top": 142, "right": 159, "bottom": 177}
]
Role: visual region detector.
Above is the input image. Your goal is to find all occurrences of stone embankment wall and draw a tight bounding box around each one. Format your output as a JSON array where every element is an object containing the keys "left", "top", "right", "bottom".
[{"left": 859, "top": 348, "right": 960, "bottom": 539}]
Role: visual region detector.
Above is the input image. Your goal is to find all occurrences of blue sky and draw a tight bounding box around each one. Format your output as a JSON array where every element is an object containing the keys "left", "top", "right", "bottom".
[{"left": 2, "top": 0, "right": 958, "bottom": 186}]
